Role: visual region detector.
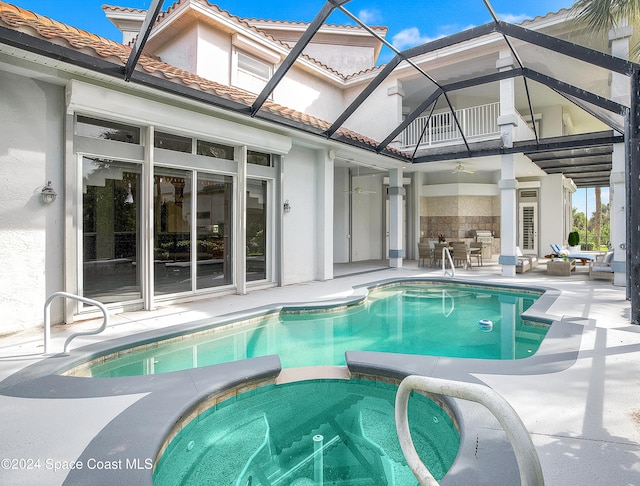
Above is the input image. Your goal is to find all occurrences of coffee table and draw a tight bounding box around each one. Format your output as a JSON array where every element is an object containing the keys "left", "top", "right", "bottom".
[{"left": 547, "top": 259, "right": 576, "bottom": 276}]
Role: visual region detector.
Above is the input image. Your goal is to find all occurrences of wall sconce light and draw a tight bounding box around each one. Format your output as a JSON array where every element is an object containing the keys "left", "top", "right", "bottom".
[
  {"left": 40, "top": 181, "right": 57, "bottom": 204},
  {"left": 125, "top": 182, "right": 134, "bottom": 204},
  {"left": 283, "top": 200, "right": 291, "bottom": 213}
]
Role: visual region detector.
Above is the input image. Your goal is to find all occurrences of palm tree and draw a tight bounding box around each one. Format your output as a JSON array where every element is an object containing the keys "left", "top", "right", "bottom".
[
  {"left": 573, "top": 0, "right": 640, "bottom": 30},
  {"left": 573, "top": 0, "right": 640, "bottom": 55},
  {"left": 594, "top": 186, "right": 602, "bottom": 249}
]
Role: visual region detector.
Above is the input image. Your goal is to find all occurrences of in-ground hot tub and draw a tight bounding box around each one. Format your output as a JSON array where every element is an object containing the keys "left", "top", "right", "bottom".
[{"left": 153, "top": 378, "right": 460, "bottom": 485}]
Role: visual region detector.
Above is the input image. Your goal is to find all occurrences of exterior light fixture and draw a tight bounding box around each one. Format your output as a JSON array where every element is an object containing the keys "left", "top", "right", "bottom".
[
  {"left": 125, "top": 182, "right": 134, "bottom": 204},
  {"left": 283, "top": 200, "right": 291, "bottom": 213},
  {"left": 40, "top": 181, "right": 57, "bottom": 204}
]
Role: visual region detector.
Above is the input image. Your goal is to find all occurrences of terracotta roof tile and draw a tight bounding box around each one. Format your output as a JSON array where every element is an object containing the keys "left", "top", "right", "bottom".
[
  {"left": 102, "top": 5, "right": 147, "bottom": 14},
  {"left": 151, "top": 0, "right": 348, "bottom": 78},
  {"left": 0, "top": 1, "right": 406, "bottom": 158},
  {"left": 243, "top": 17, "right": 389, "bottom": 35}
]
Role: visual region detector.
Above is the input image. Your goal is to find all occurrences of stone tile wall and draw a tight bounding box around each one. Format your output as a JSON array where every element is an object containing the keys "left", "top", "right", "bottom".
[
  {"left": 420, "top": 215, "right": 499, "bottom": 240},
  {"left": 419, "top": 195, "right": 500, "bottom": 241}
]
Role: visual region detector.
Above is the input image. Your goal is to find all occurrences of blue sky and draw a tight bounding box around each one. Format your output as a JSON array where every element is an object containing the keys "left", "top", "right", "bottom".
[
  {"left": 13, "top": 0, "right": 574, "bottom": 53},
  {"left": 574, "top": 188, "right": 610, "bottom": 217}
]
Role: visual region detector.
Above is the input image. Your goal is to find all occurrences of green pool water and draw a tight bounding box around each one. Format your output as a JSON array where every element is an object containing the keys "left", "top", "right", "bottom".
[
  {"left": 153, "top": 379, "right": 460, "bottom": 486},
  {"left": 87, "top": 283, "right": 548, "bottom": 377}
]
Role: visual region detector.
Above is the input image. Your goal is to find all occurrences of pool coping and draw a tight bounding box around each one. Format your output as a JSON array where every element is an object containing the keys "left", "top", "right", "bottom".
[{"left": 0, "top": 278, "right": 580, "bottom": 485}]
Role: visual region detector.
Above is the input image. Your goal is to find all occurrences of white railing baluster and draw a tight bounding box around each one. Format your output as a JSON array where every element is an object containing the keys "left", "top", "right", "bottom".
[{"left": 401, "top": 102, "right": 501, "bottom": 149}]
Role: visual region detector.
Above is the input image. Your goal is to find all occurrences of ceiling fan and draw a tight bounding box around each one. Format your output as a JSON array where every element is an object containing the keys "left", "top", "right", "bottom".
[
  {"left": 451, "top": 162, "right": 476, "bottom": 174},
  {"left": 349, "top": 186, "right": 375, "bottom": 195},
  {"left": 344, "top": 166, "right": 375, "bottom": 195}
]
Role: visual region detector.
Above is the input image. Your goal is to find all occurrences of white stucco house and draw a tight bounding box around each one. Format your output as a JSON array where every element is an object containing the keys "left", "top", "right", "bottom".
[{"left": 0, "top": 0, "right": 636, "bottom": 334}]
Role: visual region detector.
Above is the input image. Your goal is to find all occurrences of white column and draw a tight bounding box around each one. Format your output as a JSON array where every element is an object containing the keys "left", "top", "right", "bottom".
[
  {"left": 499, "top": 161, "right": 518, "bottom": 277},
  {"left": 388, "top": 167, "right": 405, "bottom": 268},
  {"left": 236, "top": 146, "right": 247, "bottom": 295},
  {"left": 316, "top": 150, "right": 334, "bottom": 280},
  {"left": 387, "top": 81, "right": 406, "bottom": 149},
  {"left": 497, "top": 53, "right": 518, "bottom": 277},
  {"left": 143, "top": 125, "right": 155, "bottom": 310},
  {"left": 609, "top": 24, "right": 632, "bottom": 286}
]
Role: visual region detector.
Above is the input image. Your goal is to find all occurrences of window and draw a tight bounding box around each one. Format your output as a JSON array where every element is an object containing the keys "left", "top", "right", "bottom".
[
  {"left": 235, "top": 50, "right": 272, "bottom": 94},
  {"left": 238, "top": 51, "right": 271, "bottom": 79},
  {"left": 82, "top": 157, "right": 141, "bottom": 303},
  {"left": 153, "top": 170, "right": 235, "bottom": 295},
  {"left": 197, "top": 140, "right": 235, "bottom": 160},
  {"left": 246, "top": 179, "right": 267, "bottom": 281},
  {"left": 76, "top": 115, "right": 277, "bottom": 309},
  {"left": 248, "top": 150, "right": 271, "bottom": 167},
  {"left": 196, "top": 174, "right": 234, "bottom": 289},
  {"left": 154, "top": 168, "right": 192, "bottom": 296},
  {"left": 76, "top": 115, "right": 140, "bottom": 144},
  {"left": 155, "top": 131, "right": 192, "bottom": 153}
]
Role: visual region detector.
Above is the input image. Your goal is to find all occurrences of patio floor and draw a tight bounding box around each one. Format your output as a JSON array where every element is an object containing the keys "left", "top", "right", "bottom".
[{"left": 0, "top": 258, "right": 639, "bottom": 485}]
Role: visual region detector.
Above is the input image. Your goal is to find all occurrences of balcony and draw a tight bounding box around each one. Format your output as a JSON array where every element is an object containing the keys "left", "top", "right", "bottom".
[{"left": 400, "top": 102, "right": 530, "bottom": 150}]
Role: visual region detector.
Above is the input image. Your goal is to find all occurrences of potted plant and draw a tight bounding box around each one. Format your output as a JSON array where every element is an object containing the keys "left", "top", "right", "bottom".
[{"left": 568, "top": 231, "right": 581, "bottom": 253}]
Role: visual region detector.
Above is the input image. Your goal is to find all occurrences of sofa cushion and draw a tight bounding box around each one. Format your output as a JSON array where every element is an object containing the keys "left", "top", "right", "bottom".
[{"left": 591, "top": 263, "right": 613, "bottom": 273}]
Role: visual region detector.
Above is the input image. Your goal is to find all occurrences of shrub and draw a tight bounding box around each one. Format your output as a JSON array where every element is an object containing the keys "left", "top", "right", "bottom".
[{"left": 568, "top": 231, "right": 580, "bottom": 247}]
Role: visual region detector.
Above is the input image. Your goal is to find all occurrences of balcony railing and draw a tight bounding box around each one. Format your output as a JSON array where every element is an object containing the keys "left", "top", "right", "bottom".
[{"left": 401, "top": 102, "right": 501, "bottom": 148}]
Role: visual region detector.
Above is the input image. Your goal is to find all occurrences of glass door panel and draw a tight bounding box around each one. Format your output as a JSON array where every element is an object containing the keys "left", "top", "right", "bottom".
[
  {"left": 196, "top": 174, "right": 233, "bottom": 289},
  {"left": 246, "top": 179, "right": 267, "bottom": 281},
  {"left": 82, "top": 157, "right": 141, "bottom": 303},
  {"left": 154, "top": 168, "right": 192, "bottom": 295}
]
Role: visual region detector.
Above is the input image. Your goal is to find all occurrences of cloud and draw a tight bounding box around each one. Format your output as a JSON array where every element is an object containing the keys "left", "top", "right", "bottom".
[
  {"left": 357, "top": 8, "right": 381, "bottom": 24},
  {"left": 391, "top": 23, "right": 479, "bottom": 50},
  {"left": 392, "top": 27, "right": 435, "bottom": 50},
  {"left": 497, "top": 13, "right": 529, "bottom": 24}
]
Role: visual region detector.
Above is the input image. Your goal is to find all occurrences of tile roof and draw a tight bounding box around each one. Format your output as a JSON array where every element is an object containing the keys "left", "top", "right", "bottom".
[
  {"left": 139, "top": 0, "right": 351, "bottom": 79},
  {"left": 243, "top": 17, "right": 389, "bottom": 35},
  {"left": 0, "top": 1, "right": 406, "bottom": 159}
]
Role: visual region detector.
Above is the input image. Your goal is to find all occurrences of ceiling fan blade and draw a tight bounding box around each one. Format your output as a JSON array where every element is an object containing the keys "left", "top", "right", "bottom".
[
  {"left": 452, "top": 163, "right": 475, "bottom": 174},
  {"left": 344, "top": 187, "right": 375, "bottom": 195}
]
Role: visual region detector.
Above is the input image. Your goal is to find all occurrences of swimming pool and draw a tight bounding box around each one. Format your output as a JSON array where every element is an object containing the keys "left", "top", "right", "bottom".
[
  {"left": 79, "top": 281, "right": 548, "bottom": 377},
  {"left": 153, "top": 378, "right": 460, "bottom": 485}
]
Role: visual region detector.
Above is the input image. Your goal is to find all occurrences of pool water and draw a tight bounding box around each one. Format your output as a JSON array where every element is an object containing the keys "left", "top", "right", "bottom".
[
  {"left": 153, "top": 379, "right": 460, "bottom": 485},
  {"left": 87, "top": 283, "right": 547, "bottom": 377}
]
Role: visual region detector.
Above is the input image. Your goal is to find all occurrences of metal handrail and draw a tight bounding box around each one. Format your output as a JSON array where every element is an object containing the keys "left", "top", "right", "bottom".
[
  {"left": 442, "top": 247, "right": 455, "bottom": 277},
  {"left": 44, "top": 291, "right": 109, "bottom": 354},
  {"left": 441, "top": 290, "right": 454, "bottom": 317},
  {"left": 395, "top": 375, "right": 544, "bottom": 486}
]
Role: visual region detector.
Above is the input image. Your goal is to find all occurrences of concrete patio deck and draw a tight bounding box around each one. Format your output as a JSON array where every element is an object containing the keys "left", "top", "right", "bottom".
[{"left": 0, "top": 259, "right": 639, "bottom": 485}]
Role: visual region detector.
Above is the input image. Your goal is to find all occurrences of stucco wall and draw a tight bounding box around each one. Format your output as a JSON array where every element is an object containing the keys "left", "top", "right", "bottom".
[
  {"left": 340, "top": 77, "right": 402, "bottom": 144},
  {"left": 333, "top": 166, "right": 350, "bottom": 263},
  {"left": 539, "top": 174, "right": 567, "bottom": 255},
  {"left": 196, "top": 23, "right": 232, "bottom": 85},
  {"left": 281, "top": 144, "right": 319, "bottom": 285},
  {"left": 154, "top": 26, "right": 200, "bottom": 79},
  {"left": 0, "top": 71, "right": 64, "bottom": 334},
  {"left": 276, "top": 67, "right": 345, "bottom": 124}
]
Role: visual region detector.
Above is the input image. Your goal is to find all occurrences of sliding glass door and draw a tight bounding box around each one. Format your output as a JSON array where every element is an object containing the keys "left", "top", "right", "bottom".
[
  {"left": 196, "top": 174, "right": 233, "bottom": 289},
  {"left": 153, "top": 169, "right": 235, "bottom": 295},
  {"left": 154, "top": 168, "right": 192, "bottom": 295},
  {"left": 82, "top": 157, "right": 141, "bottom": 303}
]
